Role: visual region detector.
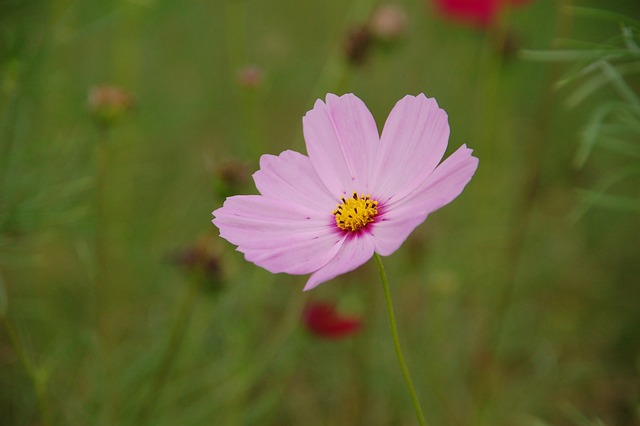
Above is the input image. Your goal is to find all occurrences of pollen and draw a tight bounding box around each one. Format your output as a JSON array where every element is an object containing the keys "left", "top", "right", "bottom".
[{"left": 332, "top": 192, "right": 379, "bottom": 232}]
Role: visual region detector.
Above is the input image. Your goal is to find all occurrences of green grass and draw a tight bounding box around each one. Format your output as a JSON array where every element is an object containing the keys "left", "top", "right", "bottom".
[{"left": 1, "top": 0, "right": 639, "bottom": 424}]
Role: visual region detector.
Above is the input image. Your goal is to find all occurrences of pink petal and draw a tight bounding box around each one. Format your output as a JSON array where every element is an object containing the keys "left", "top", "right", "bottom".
[
  {"left": 243, "top": 233, "right": 345, "bottom": 275},
  {"left": 303, "top": 93, "right": 379, "bottom": 196},
  {"left": 398, "top": 144, "right": 478, "bottom": 215},
  {"left": 303, "top": 232, "right": 375, "bottom": 291},
  {"left": 371, "top": 94, "right": 450, "bottom": 204},
  {"left": 253, "top": 150, "right": 336, "bottom": 211},
  {"left": 369, "top": 214, "right": 428, "bottom": 256},
  {"left": 371, "top": 144, "right": 478, "bottom": 256},
  {"left": 213, "top": 195, "right": 343, "bottom": 275}
]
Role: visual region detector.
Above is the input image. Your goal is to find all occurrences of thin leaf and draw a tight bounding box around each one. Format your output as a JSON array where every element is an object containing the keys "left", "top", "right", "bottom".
[
  {"left": 577, "top": 190, "right": 640, "bottom": 212},
  {"left": 621, "top": 25, "right": 640, "bottom": 52},
  {"left": 597, "top": 136, "right": 640, "bottom": 159},
  {"left": 597, "top": 59, "right": 640, "bottom": 108},
  {"left": 566, "top": 6, "right": 640, "bottom": 29},
  {"left": 520, "top": 49, "right": 632, "bottom": 62},
  {"left": 575, "top": 103, "right": 618, "bottom": 167},
  {"left": 565, "top": 61, "right": 640, "bottom": 108},
  {"left": 571, "top": 166, "right": 640, "bottom": 221}
]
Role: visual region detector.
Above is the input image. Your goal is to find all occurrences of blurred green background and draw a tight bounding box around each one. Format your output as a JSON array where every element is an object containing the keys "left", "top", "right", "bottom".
[{"left": 1, "top": 0, "right": 639, "bottom": 424}]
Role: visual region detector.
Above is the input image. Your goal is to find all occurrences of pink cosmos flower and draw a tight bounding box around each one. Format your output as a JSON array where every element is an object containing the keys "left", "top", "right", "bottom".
[
  {"left": 212, "top": 93, "right": 478, "bottom": 291},
  {"left": 303, "top": 301, "right": 362, "bottom": 339}
]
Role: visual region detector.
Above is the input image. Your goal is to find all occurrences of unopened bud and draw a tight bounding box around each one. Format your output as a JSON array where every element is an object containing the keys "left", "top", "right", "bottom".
[
  {"left": 344, "top": 25, "right": 373, "bottom": 66},
  {"left": 369, "top": 4, "right": 408, "bottom": 42},
  {"left": 171, "top": 238, "right": 223, "bottom": 293},
  {"left": 237, "top": 65, "right": 265, "bottom": 90},
  {"left": 87, "top": 85, "right": 135, "bottom": 128},
  {"left": 214, "top": 159, "right": 251, "bottom": 200}
]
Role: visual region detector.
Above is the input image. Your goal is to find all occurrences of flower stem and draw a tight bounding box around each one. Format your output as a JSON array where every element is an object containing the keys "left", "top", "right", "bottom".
[
  {"left": 1, "top": 316, "right": 52, "bottom": 426},
  {"left": 135, "top": 272, "right": 202, "bottom": 424},
  {"left": 373, "top": 253, "right": 428, "bottom": 426},
  {"left": 95, "top": 129, "right": 109, "bottom": 340}
]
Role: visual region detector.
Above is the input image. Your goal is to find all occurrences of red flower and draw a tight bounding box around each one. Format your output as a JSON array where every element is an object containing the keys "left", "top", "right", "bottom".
[
  {"left": 303, "top": 301, "right": 362, "bottom": 339},
  {"left": 432, "top": 0, "right": 533, "bottom": 28}
]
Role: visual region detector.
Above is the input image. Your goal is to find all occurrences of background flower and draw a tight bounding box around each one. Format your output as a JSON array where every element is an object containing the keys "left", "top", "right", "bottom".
[
  {"left": 303, "top": 301, "right": 362, "bottom": 339},
  {"left": 432, "top": 0, "right": 534, "bottom": 28}
]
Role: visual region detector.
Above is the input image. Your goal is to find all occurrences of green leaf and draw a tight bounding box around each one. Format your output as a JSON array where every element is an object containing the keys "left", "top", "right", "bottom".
[
  {"left": 571, "top": 166, "right": 640, "bottom": 221},
  {"left": 520, "top": 49, "right": 632, "bottom": 62},
  {"left": 575, "top": 103, "right": 619, "bottom": 167},
  {"left": 566, "top": 6, "right": 640, "bottom": 29}
]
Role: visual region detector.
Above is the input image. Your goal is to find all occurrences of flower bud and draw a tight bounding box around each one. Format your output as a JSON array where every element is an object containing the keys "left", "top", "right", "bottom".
[
  {"left": 171, "top": 238, "right": 223, "bottom": 294},
  {"left": 344, "top": 25, "right": 374, "bottom": 66},
  {"left": 237, "top": 65, "right": 264, "bottom": 90},
  {"left": 87, "top": 85, "right": 135, "bottom": 128},
  {"left": 214, "top": 159, "right": 251, "bottom": 200},
  {"left": 369, "top": 4, "right": 408, "bottom": 42}
]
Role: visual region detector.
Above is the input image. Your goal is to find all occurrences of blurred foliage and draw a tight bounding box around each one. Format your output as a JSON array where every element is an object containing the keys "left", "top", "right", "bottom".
[
  {"left": 523, "top": 6, "right": 640, "bottom": 219},
  {"left": 1, "top": 0, "right": 639, "bottom": 425}
]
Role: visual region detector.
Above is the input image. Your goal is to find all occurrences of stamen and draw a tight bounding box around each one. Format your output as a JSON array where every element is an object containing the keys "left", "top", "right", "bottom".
[{"left": 332, "top": 191, "right": 378, "bottom": 232}]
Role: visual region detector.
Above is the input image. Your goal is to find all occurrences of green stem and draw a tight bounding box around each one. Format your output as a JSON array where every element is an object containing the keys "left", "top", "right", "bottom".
[
  {"left": 135, "top": 272, "right": 202, "bottom": 424},
  {"left": 214, "top": 285, "right": 307, "bottom": 406},
  {"left": 1, "top": 317, "right": 52, "bottom": 426},
  {"left": 373, "top": 253, "right": 428, "bottom": 426},
  {"left": 95, "top": 129, "right": 109, "bottom": 339}
]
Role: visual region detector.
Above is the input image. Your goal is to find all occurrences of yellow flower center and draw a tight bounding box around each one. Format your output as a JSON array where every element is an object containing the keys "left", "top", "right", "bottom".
[{"left": 332, "top": 192, "right": 379, "bottom": 232}]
